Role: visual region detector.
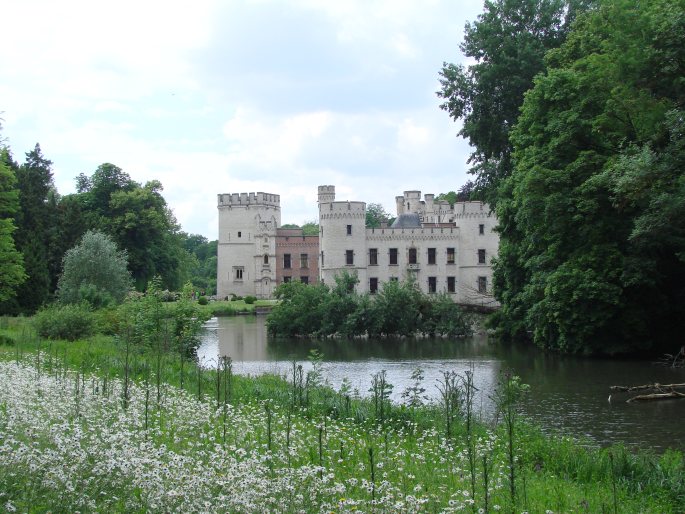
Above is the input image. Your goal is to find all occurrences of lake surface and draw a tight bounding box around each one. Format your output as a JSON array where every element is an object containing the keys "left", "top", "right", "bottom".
[{"left": 197, "top": 316, "right": 685, "bottom": 452}]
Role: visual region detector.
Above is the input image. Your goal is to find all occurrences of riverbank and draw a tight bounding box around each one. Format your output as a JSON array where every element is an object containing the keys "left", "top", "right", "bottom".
[{"left": 1, "top": 317, "right": 683, "bottom": 513}]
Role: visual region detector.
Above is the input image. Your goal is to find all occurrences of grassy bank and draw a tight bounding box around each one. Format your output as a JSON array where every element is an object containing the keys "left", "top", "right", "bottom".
[
  {"left": 197, "top": 299, "right": 278, "bottom": 317},
  {"left": 0, "top": 317, "right": 683, "bottom": 513}
]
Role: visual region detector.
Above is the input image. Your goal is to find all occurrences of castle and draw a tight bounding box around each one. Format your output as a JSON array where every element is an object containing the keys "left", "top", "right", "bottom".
[{"left": 217, "top": 186, "right": 499, "bottom": 307}]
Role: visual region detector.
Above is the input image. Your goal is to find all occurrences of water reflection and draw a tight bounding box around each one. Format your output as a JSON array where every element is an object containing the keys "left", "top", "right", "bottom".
[{"left": 197, "top": 316, "right": 685, "bottom": 451}]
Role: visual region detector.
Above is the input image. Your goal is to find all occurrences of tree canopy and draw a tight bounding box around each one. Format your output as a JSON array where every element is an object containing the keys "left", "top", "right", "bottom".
[
  {"left": 438, "top": 0, "right": 589, "bottom": 203},
  {"left": 0, "top": 147, "right": 26, "bottom": 303},
  {"left": 57, "top": 230, "right": 132, "bottom": 307},
  {"left": 492, "top": 0, "right": 685, "bottom": 354}
]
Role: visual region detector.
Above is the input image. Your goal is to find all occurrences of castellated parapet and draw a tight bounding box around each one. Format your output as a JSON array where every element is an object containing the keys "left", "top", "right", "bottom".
[
  {"left": 218, "top": 192, "right": 280, "bottom": 207},
  {"left": 317, "top": 185, "right": 336, "bottom": 204}
]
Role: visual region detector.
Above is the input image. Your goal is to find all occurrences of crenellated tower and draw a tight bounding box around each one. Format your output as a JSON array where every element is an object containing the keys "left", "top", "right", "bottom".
[
  {"left": 318, "top": 185, "right": 367, "bottom": 290},
  {"left": 217, "top": 192, "right": 281, "bottom": 299}
]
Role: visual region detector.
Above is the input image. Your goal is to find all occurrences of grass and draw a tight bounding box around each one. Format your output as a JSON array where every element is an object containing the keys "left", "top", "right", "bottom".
[{"left": 0, "top": 315, "right": 683, "bottom": 513}]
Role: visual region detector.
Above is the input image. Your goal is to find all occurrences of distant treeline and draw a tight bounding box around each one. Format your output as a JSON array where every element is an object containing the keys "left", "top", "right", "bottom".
[
  {"left": 0, "top": 142, "right": 216, "bottom": 315},
  {"left": 266, "top": 272, "right": 472, "bottom": 339}
]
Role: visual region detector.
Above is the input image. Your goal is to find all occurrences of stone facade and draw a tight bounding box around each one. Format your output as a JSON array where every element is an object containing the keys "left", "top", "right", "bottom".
[
  {"left": 217, "top": 185, "right": 499, "bottom": 307},
  {"left": 216, "top": 192, "right": 281, "bottom": 299},
  {"left": 318, "top": 185, "right": 499, "bottom": 307}
]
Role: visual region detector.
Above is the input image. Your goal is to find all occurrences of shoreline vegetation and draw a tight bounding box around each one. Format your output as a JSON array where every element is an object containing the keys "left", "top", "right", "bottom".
[{"left": 1, "top": 314, "right": 684, "bottom": 513}]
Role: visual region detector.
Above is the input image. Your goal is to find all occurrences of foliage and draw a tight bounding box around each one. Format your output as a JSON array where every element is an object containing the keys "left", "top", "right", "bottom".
[
  {"left": 58, "top": 230, "right": 132, "bottom": 308},
  {"left": 12, "top": 144, "right": 58, "bottom": 313},
  {"left": 243, "top": 295, "right": 256, "bottom": 305},
  {"left": 365, "top": 203, "right": 392, "bottom": 228},
  {"left": 301, "top": 220, "right": 319, "bottom": 236},
  {"left": 438, "top": 0, "right": 589, "bottom": 203},
  {"left": 493, "top": 0, "right": 685, "bottom": 354},
  {"left": 0, "top": 147, "right": 26, "bottom": 304},
  {"left": 436, "top": 180, "right": 477, "bottom": 205},
  {"left": 197, "top": 295, "right": 208, "bottom": 305},
  {"left": 180, "top": 233, "right": 217, "bottom": 295},
  {"left": 267, "top": 274, "right": 472, "bottom": 338},
  {"left": 33, "top": 302, "right": 95, "bottom": 340},
  {"left": 73, "top": 164, "right": 190, "bottom": 290}
]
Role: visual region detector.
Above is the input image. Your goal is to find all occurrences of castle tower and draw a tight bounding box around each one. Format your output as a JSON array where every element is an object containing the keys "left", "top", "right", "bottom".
[
  {"left": 217, "top": 192, "right": 281, "bottom": 299},
  {"left": 318, "top": 185, "right": 336, "bottom": 204},
  {"left": 318, "top": 185, "right": 367, "bottom": 291}
]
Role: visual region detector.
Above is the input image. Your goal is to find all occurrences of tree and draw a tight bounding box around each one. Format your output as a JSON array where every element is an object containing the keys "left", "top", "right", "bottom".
[
  {"left": 13, "top": 144, "right": 57, "bottom": 312},
  {"left": 0, "top": 147, "right": 26, "bottom": 303},
  {"left": 493, "top": 0, "right": 685, "bottom": 354},
  {"left": 301, "top": 221, "right": 319, "bottom": 236},
  {"left": 72, "top": 166, "right": 191, "bottom": 291},
  {"left": 438, "top": 0, "right": 589, "bottom": 204},
  {"left": 57, "top": 230, "right": 132, "bottom": 307},
  {"left": 365, "top": 203, "right": 391, "bottom": 228}
]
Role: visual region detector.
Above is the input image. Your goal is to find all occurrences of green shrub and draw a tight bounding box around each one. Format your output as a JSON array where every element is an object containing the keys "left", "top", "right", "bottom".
[
  {"left": 244, "top": 295, "right": 257, "bottom": 305},
  {"left": 197, "top": 296, "right": 208, "bottom": 305},
  {"left": 33, "top": 303, "right": 96, "bottom": 341},
  {"left": 231, "top": 294, "right": 243, "bottom": 301},
  {"left": 0, "top": 334, "right": 15, "bottom": 346}
]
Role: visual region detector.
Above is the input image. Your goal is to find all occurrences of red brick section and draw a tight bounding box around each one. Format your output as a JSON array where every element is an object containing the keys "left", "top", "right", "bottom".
[{"left": 275, "top": 228, "right": 320, "bottom": 285}]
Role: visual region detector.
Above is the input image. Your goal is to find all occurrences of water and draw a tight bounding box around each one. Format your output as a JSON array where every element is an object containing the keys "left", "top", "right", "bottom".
[{"left": 197, "top": 316, "right": 685, "bottom": 452}]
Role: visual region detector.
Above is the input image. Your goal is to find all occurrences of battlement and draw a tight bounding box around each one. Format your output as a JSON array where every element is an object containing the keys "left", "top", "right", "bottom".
[
  {"left": 218, "top": 192, "right": 280, "bottom": 207},
  {"left": 318, "top": 185, "right": 336, "bottom": 203},
  {"left": 321, "top": 201, "right": 366, "bottom": 215},
  {"left": 452, "top": 201, "right": 490, "bottom": 217}
]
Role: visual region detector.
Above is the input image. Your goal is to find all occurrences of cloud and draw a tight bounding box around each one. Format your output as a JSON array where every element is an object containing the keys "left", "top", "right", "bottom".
[{"left": 1, "top": 0, "right": 481, "bottom": 238}]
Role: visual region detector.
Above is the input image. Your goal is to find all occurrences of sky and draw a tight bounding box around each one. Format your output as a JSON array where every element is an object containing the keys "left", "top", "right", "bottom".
[{"left": 1, "top": 0, "right": 484, "bottom": 239}]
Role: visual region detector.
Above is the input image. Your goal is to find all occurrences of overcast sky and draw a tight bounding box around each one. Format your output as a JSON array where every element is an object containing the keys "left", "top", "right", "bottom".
[{"left": 2, "top": 0, "right": 483, "bottom": 239}]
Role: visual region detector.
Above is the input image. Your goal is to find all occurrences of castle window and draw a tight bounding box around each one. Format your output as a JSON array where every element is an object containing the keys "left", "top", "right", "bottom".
[
  {"left": 300, "top": 276, "right": 309, "bottom": 285},
  {"left": 478, "top": 249, "right": 486, "bottom": 264},
  {"left": 238, "top": 231, "right": 242, "bottom": 238},
  {"left": 479, "top": 224, "right": 485, "bottom": 235},
  {"left": 263, "top": 254, "right": 269, "bottom": 265},
  {"left": 300, "top": 253, "right": 308, "bottom": 269},
  {"left": 369, "top": 278, "right": 378, "bottom": 294},
  {"left": 346, "top": 250, "right": 354, "bottom": 265},
  {"left": 369, "top": 248, "right": 378, "bottom": 266},
  {"left": 447, "top": 276, "right": 456, "bottom": 293},
  {"left": 283, "top": 276, "right": 291, "bottom": 283},
  {"left": 447, "top": 247, "right": 455, "bottom": 264},
  {"left": 321, "top": 251, "right": 324, "bottom": 266},
  {"left": 347, "top": 224, "right": 352, "bottom": 235},
  {"left": 234, "top": 267, "right": 244, "bottom": 280},
  {"left": 428, "top": 248, "right": 436, "bottom": 265},
  {"left": 428, "top": 277, "right": 437, "bottom": 293},
  {"left": 478, "top": 276, "right": 487, "bottom": 294},
  {"left": 284, "top": 253, "right": 291, "bottom": 269},
  {"left": 389, "top": 248, "right": 398, "bottom": 265},
  {"left": 408, "top": 248, "right": 417, "bottom": 264}
]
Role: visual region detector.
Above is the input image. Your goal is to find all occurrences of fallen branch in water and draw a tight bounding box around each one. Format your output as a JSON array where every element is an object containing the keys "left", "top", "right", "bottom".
[
  {"left": 609, "top": 383, "right": 685, "bottom": 403},
  {"left": 626, "top": 391, "right": 685, "bottom": 403},
  {"left": 610, "top": 383, "right": 685, "bottom": 393}
]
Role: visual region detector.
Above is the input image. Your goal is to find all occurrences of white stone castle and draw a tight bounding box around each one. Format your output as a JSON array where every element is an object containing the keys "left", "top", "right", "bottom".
[{"left": 217, "top": 185, "right": 499, "bottom": 307}]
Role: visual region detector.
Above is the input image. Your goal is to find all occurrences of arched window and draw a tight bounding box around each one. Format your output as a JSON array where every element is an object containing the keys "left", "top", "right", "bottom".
[{"left": 264, "top": 254, "right": 269, "bottom": 265}]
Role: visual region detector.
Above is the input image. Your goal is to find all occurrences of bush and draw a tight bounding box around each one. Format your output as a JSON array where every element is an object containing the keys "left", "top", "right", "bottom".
[
  {"left": 33, "top": 303, "right": 95, "bottom": 341},
  {"left": 197, "top": 296, "right": 208, "bottom": 305},
  {"left": 243, "top": 295, "right": 257, "bottom": 305},
  {"left": 231, "top": 294, "right": 243, "bottom": 301},
  {"left": 0, "top": 334, "right": 15, "bottom": 346}
]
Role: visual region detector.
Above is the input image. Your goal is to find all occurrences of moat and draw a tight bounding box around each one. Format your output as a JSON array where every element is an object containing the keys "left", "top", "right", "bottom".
[{"left": 198, "top": 316, "right": 685, "bottom": 452}]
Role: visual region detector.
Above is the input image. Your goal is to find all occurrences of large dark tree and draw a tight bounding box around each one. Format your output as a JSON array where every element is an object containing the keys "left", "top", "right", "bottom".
[
  {"left": 13, "top": 144, "right": 57, "bottom": 312},
  {"left": 493, "top": 0, "right": 685, "bottom": 354},
  {"left": 0, "top": 147, "right": 25, "bottom": 304},
  {"left": 438, "top": 0, "right": 590, "bottom": 204}
]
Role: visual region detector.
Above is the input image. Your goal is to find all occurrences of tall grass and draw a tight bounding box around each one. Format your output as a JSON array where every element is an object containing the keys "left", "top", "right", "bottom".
[{"left": 0, "top": 320, "right": 683, "bottom": 512}]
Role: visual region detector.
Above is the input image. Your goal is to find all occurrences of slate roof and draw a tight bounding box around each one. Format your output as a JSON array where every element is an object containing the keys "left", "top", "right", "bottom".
[{"left": 390, "top": 213, "right": 421, "bottom": 229}]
